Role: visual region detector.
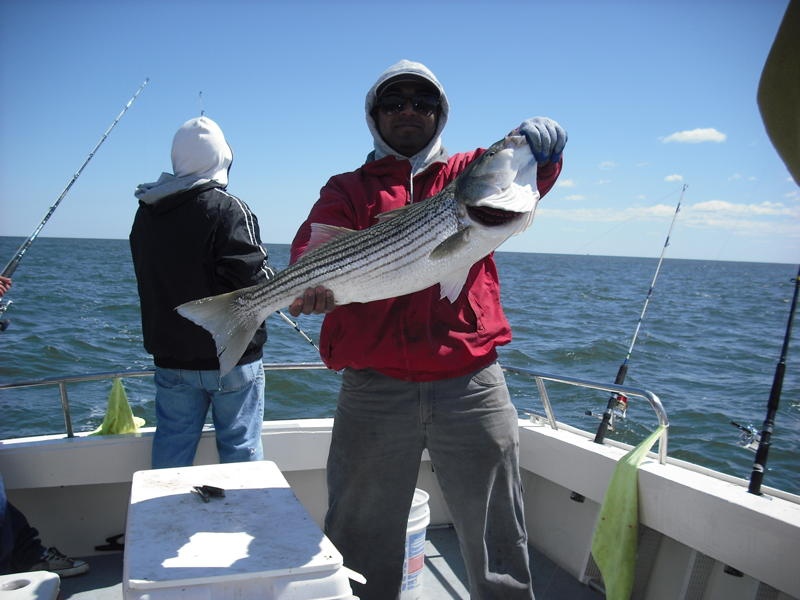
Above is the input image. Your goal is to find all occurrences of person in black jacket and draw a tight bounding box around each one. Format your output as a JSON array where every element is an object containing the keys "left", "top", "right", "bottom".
[{"left": 130, "top": 116, "right": 270, "bottom": 469}]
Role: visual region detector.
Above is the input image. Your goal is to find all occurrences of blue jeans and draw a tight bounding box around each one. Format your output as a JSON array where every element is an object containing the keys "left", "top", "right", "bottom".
[
  {"left": 324, "top": 362, "right": 533, "bottom": 600},
  {"left": 1, "top": 474, "right": 46, "bottom": 575},
  {"left": 151, "top": 360, "right": 265, "bottom": 469}
]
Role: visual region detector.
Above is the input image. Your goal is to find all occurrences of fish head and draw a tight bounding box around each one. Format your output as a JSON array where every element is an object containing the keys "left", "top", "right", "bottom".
[{"left": 456, "top": 134, "right": 540, "bottom": 236}]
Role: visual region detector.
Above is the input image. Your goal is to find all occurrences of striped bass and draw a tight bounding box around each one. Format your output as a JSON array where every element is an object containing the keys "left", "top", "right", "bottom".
[{"left": 177, "top": 133, "right": 540, "bottom": 375}]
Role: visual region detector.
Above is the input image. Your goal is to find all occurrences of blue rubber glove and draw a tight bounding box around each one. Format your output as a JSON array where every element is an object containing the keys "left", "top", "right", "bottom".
[{"left": 519, "top": 117, "right": 567, "bottom": 164}]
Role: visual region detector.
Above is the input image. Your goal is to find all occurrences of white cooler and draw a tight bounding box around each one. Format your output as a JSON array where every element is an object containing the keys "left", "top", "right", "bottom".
[{"left": 123, "top": 461, "right": 355, "bottom": 599}]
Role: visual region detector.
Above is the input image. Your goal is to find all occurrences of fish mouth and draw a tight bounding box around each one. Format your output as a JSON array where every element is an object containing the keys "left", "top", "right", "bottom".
[{"left": 467, "top": 205, "right": 524, "bottom": 226}]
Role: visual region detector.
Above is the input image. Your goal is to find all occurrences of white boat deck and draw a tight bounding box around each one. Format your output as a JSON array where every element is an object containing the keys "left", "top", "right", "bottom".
[{"left": 56, "top": 526, "right": 602, "bottom": 600}]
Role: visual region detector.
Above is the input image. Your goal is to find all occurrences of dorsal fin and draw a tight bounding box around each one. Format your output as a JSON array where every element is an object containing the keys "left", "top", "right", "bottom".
[
  {"left": 375, "top": 204, "right": 415, "bottom": 223},
  {"left": 307, "top": 222, "right": 357, "bottom": 252}
]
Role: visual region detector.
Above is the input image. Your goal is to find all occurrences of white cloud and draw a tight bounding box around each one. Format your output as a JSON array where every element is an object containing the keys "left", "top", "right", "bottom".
[
  {"left": 676, "top": 201, "right": 800, "bottom": 237},
  {"left": 689, "top": 200, "right": 797, "bottom": 217},
  {"left": 598, "top": 161, "right": 616, "bottom": 170},
  {"left": 537, "top": 201, "right": 800, "bottom": 239},
  {"left": 661, "top": 128, "right": 727, "bottom": 143},
  {"left": 564, "top": 194, "right": 586, "bottom": 201},
  {"left": 726, "top": 173, "right": 756, "bottom": 182},
  {"left": 539, "top": 203, "right": 679, "bottom": 223},
  {"left": 557, "top": 179, "right": 576, "bottom": 188},
  {"left": 664, "top": 174, "right": 684, "bottom": 182}
]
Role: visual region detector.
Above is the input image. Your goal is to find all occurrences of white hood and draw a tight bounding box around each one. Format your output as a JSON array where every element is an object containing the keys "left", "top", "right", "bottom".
[
  {"left": 365, "top": 59, "right": 450, "bottom": 176},
  {"left": 135, "top": 116, "right": 233, "bottom": 204}
]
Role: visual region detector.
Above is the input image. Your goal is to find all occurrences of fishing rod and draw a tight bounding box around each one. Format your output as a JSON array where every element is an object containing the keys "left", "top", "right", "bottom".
[
  {"left": 261, "top": 264, "right": 321, "bottom": 353},
  {"left": 0, "top": 78, "right": 150, "bottom": 329},
  {"left": 593, "top": 185, "right": 686, "bottom": 444},
  {"left": 730, "top": 420, "right": 761, "bottom": 451},
  {"left": 275, "top": 310, "right": 320, "bottom": 352},
  {"left": 748, "top": 265, "right": 799, "bottom": 495}
]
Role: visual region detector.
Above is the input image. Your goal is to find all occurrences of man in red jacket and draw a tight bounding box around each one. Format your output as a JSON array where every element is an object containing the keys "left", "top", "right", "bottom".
[{"left": 289, "top": 59, "right": 566, "bottom": 600}]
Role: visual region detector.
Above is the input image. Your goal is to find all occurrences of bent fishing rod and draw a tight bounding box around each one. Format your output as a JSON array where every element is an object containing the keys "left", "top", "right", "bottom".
[
  {"left": 748, "top": 264, "right": 799, "bottom": 495},
  {"left": 0, "top": 78, "right": 150, "bottom": 330},
  {"left": 261, "top": 265, "right": 320, "bottom": 352},
  {"left": 593, "top": 185, "right": 686, "bottom": 444}
]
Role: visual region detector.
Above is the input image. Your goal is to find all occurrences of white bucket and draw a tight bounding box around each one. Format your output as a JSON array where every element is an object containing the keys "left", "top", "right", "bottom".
[{"left": 400, "top": 488, "right": 430, "bottom": 599}]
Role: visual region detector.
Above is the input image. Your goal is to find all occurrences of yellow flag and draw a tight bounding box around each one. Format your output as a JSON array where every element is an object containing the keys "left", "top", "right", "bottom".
[
  {"left": 90, "top": 378, "right": 145, "bottom": 435},
  {"left": 591, "top": 424, "right": 666, "bottom": 600}
]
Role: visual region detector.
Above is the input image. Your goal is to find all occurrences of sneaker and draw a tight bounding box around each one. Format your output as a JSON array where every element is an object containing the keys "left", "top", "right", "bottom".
[{"left": 30, "top": 547, "right": 89, "bottom": 578}]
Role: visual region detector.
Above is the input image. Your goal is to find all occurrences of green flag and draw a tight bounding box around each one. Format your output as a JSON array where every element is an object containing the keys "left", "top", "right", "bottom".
[
  {"left": 90, "top": 377, "right": 145, "bottom": 435},
  {"left": 591, "top": 424, "right": 666, "bottom": 600}
]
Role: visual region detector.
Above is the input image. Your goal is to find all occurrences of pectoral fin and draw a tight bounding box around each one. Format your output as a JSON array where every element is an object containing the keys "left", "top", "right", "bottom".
[{"left": 430, "top": 229, "right": 470, "bottom": 260}]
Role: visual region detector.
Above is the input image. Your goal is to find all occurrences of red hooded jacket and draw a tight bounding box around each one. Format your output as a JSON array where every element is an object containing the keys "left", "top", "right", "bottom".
[{"left": 290, "top": 151, "right": 561, "bottom": 381}]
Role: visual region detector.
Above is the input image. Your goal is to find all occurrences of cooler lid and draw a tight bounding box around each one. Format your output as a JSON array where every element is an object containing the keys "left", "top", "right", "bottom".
[{"left": 124, "top": 461, "right": 342, "bottom": 590}]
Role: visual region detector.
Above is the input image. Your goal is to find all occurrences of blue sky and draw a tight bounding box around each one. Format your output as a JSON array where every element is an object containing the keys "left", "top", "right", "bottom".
[{"left": 1, "top": 0, "right": 796, "bottom": 264}]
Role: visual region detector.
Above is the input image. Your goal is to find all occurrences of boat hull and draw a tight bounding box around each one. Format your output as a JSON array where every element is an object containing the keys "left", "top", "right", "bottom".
[{"left": 1, "top": 418, "right": 798, "bottom": 599}]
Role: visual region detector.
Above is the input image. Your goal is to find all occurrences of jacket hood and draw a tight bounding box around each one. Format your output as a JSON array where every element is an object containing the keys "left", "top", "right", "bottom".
[
  {"left": 135, "top": 116, "right": 233, "bottom": 205},
  {"left": 365, "top": 59, "right": 450, "bottom": 176}
]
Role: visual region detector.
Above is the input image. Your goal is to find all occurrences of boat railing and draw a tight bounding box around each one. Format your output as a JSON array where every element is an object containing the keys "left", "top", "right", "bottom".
[
  {"left": 0, "top": 362, "right": 668, "bottom": 463},
  {"left": 503, "top": 365, "right": 669, "bottom": 464},
  {"left": 0, "top": 363, "right": 329, "bottom": 439}
]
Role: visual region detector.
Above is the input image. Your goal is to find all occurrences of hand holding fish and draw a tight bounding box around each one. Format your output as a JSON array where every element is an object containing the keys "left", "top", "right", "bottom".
[
  {"left": 517, "top": 117, "right": 567, "bottom": 165},
  {"left": 289, "top": 285, "right": 335, "bottom": 317}
]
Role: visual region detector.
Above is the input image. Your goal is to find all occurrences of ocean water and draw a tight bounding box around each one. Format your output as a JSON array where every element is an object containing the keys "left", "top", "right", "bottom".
[{"left": 0, "top": 236, "right": 798, "bottom": 495}]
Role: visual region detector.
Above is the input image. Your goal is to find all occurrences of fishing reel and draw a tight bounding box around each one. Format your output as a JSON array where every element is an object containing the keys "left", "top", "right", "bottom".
[
  {"left": 0, "top": 299, "right": 11, "bottom": 332},
  {"left": 731, "top": 421, "right": 761, "bottom": 452},
  {"left": 585, "top": 393, "right": 628, "bottom": 431}
]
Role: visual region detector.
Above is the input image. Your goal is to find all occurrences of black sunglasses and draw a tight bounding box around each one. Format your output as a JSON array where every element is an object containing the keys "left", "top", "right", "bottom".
[{"left": 376, "top": 93, "right": 441, "bottom": 116}]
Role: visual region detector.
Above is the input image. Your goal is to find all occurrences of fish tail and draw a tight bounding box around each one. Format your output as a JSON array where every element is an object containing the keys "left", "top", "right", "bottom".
[{"left": 176, "top": 288, "right": 268, "bottom": 376}]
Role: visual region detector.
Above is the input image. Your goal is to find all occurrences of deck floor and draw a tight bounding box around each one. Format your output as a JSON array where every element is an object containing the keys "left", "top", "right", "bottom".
[{"left": 57, "top": 526, "right": 602, "bottom": 599}]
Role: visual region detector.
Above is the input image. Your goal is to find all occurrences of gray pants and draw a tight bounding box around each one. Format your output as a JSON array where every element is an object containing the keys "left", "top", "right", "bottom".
[{"left": 324, "top": 362, "right": 534, "bottom": 600}]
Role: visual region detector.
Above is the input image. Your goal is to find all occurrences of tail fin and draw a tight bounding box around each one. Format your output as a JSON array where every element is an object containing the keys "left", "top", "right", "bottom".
[{"left": 176, "top": 289, "right": 264, "bottom": 376}]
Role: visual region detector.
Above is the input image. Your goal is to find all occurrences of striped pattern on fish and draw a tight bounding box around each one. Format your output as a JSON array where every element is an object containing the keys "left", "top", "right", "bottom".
[{"left": 177, "top": 133, "right": 540, "bottom": 374}]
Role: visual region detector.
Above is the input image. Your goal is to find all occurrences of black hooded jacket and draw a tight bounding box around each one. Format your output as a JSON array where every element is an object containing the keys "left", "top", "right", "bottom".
[{"left": 129, "top": 117, "right": 268, "bottom": 370}]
